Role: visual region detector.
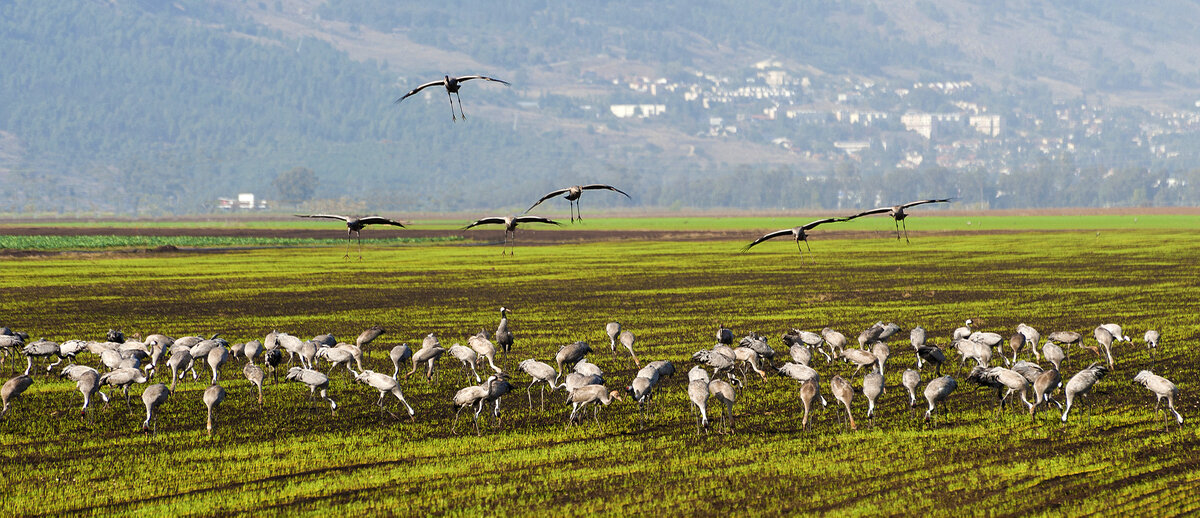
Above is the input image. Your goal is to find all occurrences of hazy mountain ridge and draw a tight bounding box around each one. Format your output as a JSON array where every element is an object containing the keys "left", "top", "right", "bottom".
[{"left": 2, "top": 0, "right": 1198, "bottom": 215}]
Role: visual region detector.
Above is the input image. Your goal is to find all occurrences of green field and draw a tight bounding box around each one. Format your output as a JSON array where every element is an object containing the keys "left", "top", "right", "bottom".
[{"left": 1, "top": 226, "right": 1198, "bottom": 514}]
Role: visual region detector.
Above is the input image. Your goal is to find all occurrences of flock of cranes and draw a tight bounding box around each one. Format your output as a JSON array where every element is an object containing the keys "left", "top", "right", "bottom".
[
  {"left": 295, "top": 196, "right": 953, "bottom": 259},
  {"left": 0, "top": 313, "right": 1184, "bottom": 435}
]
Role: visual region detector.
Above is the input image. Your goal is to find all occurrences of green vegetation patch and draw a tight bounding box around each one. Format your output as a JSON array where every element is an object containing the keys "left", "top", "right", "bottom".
[
  {"left": 0, "top": 235, "right": 462, "bottom": 251},
  {"left": 0, "top": 231, "right": 1198, "bottom": 514}
]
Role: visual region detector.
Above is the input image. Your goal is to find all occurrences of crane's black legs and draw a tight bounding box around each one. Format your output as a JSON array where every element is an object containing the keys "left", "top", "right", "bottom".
[
  {"left": 894, "top": 219, "right": 901, "bottom": 241},
  {"left": 456, "top": 92, "right": 467, "bottom": 120},
  {"left": 357, "top": 231, "right": 364, "bottom": 261},
  {"left": 902, "top": 219, "right": 910, "bottom": 244},
  {"left": 446, "top": 90, "right": 456, "bottom": 121},
  {"left": 576, "top": 199, "right": 583, "bottom": 222},
  {"left": 344, "top": 231, "right": 352, "bottom": 260}
]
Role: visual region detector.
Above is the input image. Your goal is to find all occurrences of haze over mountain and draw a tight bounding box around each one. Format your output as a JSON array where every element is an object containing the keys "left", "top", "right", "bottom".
[{"left": 2, "top": 0, "right": 1198, "bottom": 215}]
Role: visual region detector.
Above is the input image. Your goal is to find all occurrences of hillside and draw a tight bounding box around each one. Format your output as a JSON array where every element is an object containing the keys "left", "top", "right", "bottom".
[{"left": 1, "top": 0, "right": 1199, "bottom": 216}]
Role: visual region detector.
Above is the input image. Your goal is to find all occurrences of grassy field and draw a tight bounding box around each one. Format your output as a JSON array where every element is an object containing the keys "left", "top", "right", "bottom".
[{"left": 1, "top": 227, "right": 1198, "bottom": 514}]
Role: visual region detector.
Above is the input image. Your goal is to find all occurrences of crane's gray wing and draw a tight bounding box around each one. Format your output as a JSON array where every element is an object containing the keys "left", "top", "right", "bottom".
[
  {"left": 513, "top": 216, "right": 562, "bottom": 225},
  {"left": 295, "top": 214, "right": 351, "bottom": 222},
  {"left": 462, "top": 217, "right": 509, "bottom": 230},
  {"left": 901, "top": 198, "right": 952, "bottom": 209},
  {"left": 523, "top": 188, "right": 572, "bottom": 213},
  {"left": 843, "top": 207, "right": 892, "bottom": 220},
  {"left": 741, "top": 228, "right": 795, "bottom": 252},
  {"left": 801, "top": 217, "right": 848, "bottom": 230},
  {"left": 456, "top": 75, "right": 512, "bottom": 86},
  {"left": 580, "top": 184, "right": 631, "bottom": 198},
  {"left": 357, "top": 216, "right": 406, "bottom": 228},
  {"left": 394, "top": 80, "right": 445, "bottom": 104}
]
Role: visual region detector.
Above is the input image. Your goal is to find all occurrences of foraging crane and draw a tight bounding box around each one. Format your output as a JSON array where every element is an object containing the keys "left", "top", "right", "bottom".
[
  {"left": 1060, "top": 363, "right": 1108, "bottom": 423},
  {"left": 555, "top": 341, "right": 591, "bottom": 376},
  {"left": 839, "top": 348, "right": 878, "bottom": 374},
  {"left": 605, "top": 322, "right": 621, "bottom": 353},
  {"left": 1006, "top": 333, "right": 1026, "bottom": 366},
  {"left": 830, "top": 375, "right": 857, "bottom": 431},
  {"left": 462, "top": 215, "right": 561, "bottom": 255},
  {"left": 902, "top": 369, "right": 921, "bottom": 407},
  {"left": 206, "top": 345, "right": 229, "bottom": 384},
  {"left": 264, "top": 349, "right": 283, "bottom": 385},
  {"left": 563, "top": 372, "right": 604, "bottom": 395},
  {"left": 140, "top": 383, "right": 170, "bottom": 434},
  {"left": 467, "top": 330, "right": 503, "bottom": 374},
  {"left": 407, "top": 341, "right": 446, "bottom": 381},
  {"left": 334, "top": 343, "right": 365, "bottom": 373},
  {"left": 242, "top": 340, "right": 263, "bottom": 365},
  {"left": 203, "top": 384, "right": 225, "bottom": 435},
  {"left": 777, "top": 362, "right": 828, "bottom": 407},
  {"left": 495, "top": 307, "right": 514, "bottom": 367},
  {"left": 739, "top": 333, "right": 776, "bottom": 366},
  {"left": 783, "top": 329, "right": 831, "bottom": 363},
  {"left": 243, "top": 362, "right": 264, "bottom": 406},
  {"left": 1144, "top": 329, "right": 1160, "bottom": 362},
  {"left": 966, "top": 366, "right": 1033, "bottom": 412},
  {"left": 574, "top": 358, "right": 604, "bottom": 379},
  {"left": 863, "top": 372, "right": 884, "bottom": 423},
  {"left": 821, "top": 327, "right": 848, "bottom": 359},
  {"left": 1099, "top": 323, "right": 1129, "bottom": 343},
  {"left": 355, "top": 370, "right": 416, "bottom": 420},
  {"left": 285, "top": 367, "right": 337, "bottom": 416},
  {"left": 732, "top": 347, "right": 768, "bottom": 381},
  {"left": 845, "top": 198, "right": 952, "bottom": 243},
  {"left": 1047, "top": 331, "right": 1083, "bottom": 357},
  {"left": 74, "top": 371, "right": 108, "bottom": 419},
  {"left": 1092, "top": 326, "right": 1117, "bottom": 369},
  {"left": 953, "top": 338, "right": 991, "bottom": 367},
  {"left": 451, "top": 377, "right": 494, "bottom": 436},
  {"left": 799, "top": 379, "right": 820, "bottom": 430},
  {"left": 1132, "top": 370, "right": 1183, "bottom": 428},
  {"left": 873, "top": 342, "right": 891, "bottom": 377},
  {"left": 315, "top": 347, "right": 359, "bottom": 378},
  {"left": 22, "top": 339, "right": 60, "bottom": 376},
  {"left": 389, "top": 344, "right": 412, "bottom": 379},
  {"left": 566, "top": 384, "right": 622, "bottom": 428},
  {"left": 688, "top": 375, "right": 711, "bottom": 434},
  {"left": 741, "top": 217, "right": 849, "bottom": 259},
  {"left": 524, "top": 184, "right": 631, "bottom": 223},
  {"left": 692, "top": 347, "right": 736, "bottom": 378},
  {"left": 1016, "top": 323, "right": 1042, "bottom": 361},
  {"left": 1042, "top": 340, "right": 1066, "bottom": 371},
  {"left": 1029, "top": 368, "right": 1062, "bottom": 419},
  {"left": 481, "top": 374, "right": 514, "bottom": 424},
  {"left": 708, "top": 379, "right": 737, "bottom": 433},
  {"left": 969, "top": 331, "right": 1005, "bottom": 357},
  {"left": 167, "top": 349, "right": 196, "bottom": 391},
  {"left": 356, "top": 326, "right": 386, "bottom": 348},
  {"left": 99, "top": 367, "right": 148, "bottom": 411},
  {"left": 923, "top": 376, "right": 957, "bottom": 423},
  {"left": 914, "top": 343, "right": 946, "bottom": 376},
  {"left": 618, "top": 330, "right": 640, "bottom": 368},
  {"left": 788, "top": 343, "right": 812, "bottom": 367},
  {"left": 447, "top": 344, "right": 482, "bottom": 384},
  {"left": 394, "top": 74, "right": 511, "bottom": 121},
  {"left": 517, "top": 359, "right": 561, "bottom": 410},
  {"left": 1, "top": 375, "right": 33, "bottom": 418}
]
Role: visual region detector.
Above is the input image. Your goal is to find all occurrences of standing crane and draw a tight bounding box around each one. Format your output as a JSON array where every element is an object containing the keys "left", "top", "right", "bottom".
[
  {"left": 243, "top": 362, "right": 264, "bottom": 407},
  {"left": 708, "top": 379, "right": 737, "bottom": 434},
  {"left": 389, "top": 344, "right": 412, "bottom": 379},
  {"left": 902, "top": 369, "right": 921, "bottom": 407},
  {"left": 923, "top": 376, "right": 957, "bottom": 424},
  {"left": 566, "top": 384, "right": 622, "bottom": 429},
  {"left": 495, "top": 307, "right": 514, "bottom": 368},
  {"left": 285, "top": 367, "right": 337, "bottom": 416},
  {"left": 863, "top": 372, "right": 884, "bottom": 425}
]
